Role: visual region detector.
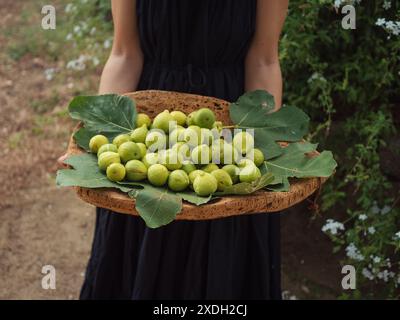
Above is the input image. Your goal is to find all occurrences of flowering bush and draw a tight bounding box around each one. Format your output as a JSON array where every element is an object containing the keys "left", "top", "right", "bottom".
[
  {"left": 282, "top": 0, "right": 400, "bottom": 298},
  {"left": 62, "top": 0, "right": 399, "bottom": 298}
]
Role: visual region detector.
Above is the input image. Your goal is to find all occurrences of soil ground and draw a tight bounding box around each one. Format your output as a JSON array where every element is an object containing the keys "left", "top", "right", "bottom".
[{"left": 0, "top": 0, "right": 343, "bottom": 300}]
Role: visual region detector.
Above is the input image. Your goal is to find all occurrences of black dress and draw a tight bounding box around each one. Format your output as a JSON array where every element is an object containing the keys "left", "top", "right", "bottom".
[{"left": 80, "top": 0, "right": 281, "bottom": 300}]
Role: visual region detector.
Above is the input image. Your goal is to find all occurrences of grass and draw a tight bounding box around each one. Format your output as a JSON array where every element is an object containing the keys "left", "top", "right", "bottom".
[
  {"left": 31, "top": 115, "right": 55, "bottom": 136},
  {"left": 8, "top": 132, "right": 25, "bottom": 149},
  {"left": 30, "top": 91, "right": 61, "bottom": 114}
]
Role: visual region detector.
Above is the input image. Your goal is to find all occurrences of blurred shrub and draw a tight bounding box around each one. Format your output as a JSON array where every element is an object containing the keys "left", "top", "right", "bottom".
[{"left": 281, "top": 0, "right": 400, "bottom": 298}]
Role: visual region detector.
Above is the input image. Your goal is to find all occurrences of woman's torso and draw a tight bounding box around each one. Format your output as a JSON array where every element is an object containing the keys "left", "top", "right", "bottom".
[{"left": 136, "top": 0, "right": 256, "bottom": 101}]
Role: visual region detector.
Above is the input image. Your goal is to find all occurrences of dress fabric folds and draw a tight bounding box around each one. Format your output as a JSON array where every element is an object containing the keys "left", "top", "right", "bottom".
[{"left": 80, "top": 0, "right": 281, "bottom": 300}]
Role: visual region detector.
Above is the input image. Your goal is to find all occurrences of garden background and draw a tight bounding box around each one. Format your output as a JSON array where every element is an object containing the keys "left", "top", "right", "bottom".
[{"left": 0, "top": 0, "right": 398, "bottom": 299}]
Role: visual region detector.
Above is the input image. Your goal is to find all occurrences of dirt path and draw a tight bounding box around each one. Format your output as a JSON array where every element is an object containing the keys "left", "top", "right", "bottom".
[{"left": 0, "top": 1, "right": 342, "bottom": 300}]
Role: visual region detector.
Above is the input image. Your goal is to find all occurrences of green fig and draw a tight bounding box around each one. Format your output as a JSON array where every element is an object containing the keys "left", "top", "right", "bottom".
[
  {"left": 189, "top": 169, "right": 204, "bottom": 185},
  {"left": 168, "top": 169, "right": 190, "bottom": 191},
  {"left": 200, "top": 128, "right": 214, "bottom": 145},
  {"left": 213, "top": 121, "right": 223, "bottom": 132},
  {"left": 113, "top": 134, "right": 131, "bottom": 148},
  {"left": 191, "top": 144, "right": 211, "bottom": 165},
  {"left": 202, "top": 163, "right": 219, "bottom": 173},
  {"left": 142, "top": 152, "right": 159, "bottom": 168},
  {"left": 159, "top": 149, "right": 182, "bottom": 171},
  {"left": 136, "top": 142, "right": 147, "bottom": 158},
  {"left": 152, "top": 110, "right": 174, "bottom": 133},
  {"left": 147, "top": 164, "right": 169, "bottom": 187},
  {"left": 222, "top": 164, "right": 240, "bottom": 184},
  {"left": 89, "top": 135, "right": 109, "bottom": 153},
  {"left": 97, "top": 143, "right": 117, "bottom": 156},
  {"left": 233, "top": 131, "right": 254, "bottom": 155},
  {"left": 184, "top": 125, "right": 202, "bottom": 146},
  {"left": 194, "top": 108, "right": 216, "bottom": 129},
  {"left": 170, "top": 111, "right": 187, "bottom": 126},
  {"left": 193, "top": 172, "right": 218, "bottom": 196},
  {"left": 125, "top": 159, "right": 147, "bottom": 181},
  {"left": 169, "top": 127, "right": 186, "bottom": 146},
  {"left": 181, "top": 161, "right": 197, "bottom": 175},
  {"left": 145, "top": 130, "right": 167, "bottom": 152},
  {"left": 98, "top": 151, "right": 120, "bottom": 171},
  {"left": 217, "top": 142, "right": 239, "bottom": 165},
  {"left": 131, "top": 124, "right": 148, "bottom": 143},
  {"left": 211, "top": 169, "right": 233, "bottom": 191},
  {"left": 106, "top": 163, "right": 126, "bottom": 182},
  {"left": 186, "top": 111, "right": 197, "bottom": 126},
  {"left": 136, "top": 113, "right": 152, "bottom": 128},
  {"left": 118, "top": 141, "right": 142, "bottom": 163},
  {"left": 253, "top": 148, "right": 265, "bottom": 167},
  {"left": 239, "top": 162, "right": 261, "bottom": 183}
]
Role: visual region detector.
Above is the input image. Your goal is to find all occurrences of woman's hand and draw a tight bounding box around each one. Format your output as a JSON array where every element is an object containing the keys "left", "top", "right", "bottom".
[{"left": 57, "top": 153, "right": 69, "bottom": 168}]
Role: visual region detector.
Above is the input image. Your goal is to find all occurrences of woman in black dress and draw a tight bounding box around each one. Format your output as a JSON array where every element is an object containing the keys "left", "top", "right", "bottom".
[{"left": 78, "top": 0, "right": 288, "bottom": 299}]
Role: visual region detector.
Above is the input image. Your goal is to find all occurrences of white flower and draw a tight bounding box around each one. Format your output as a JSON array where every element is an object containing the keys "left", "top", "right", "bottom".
[
  {"left": 44, "top": 68, "right": 56, "bottom": 81},
  {"left": 282, "top": 290, "right": 298, "bottom": 300},
  {"left": 370, "top": 203, "right": 380, "bottom": 214},
  {"left": 371, "top": 256, "right": 381, "bottom": 264},
  {"left": 66, "top": 33, "right": 73, "bottom": 41},
  {"left": 345, "top": 243, "right": 364, "bottom": 261},
  {"left": 65, "top": 3, "right": 74, "bottom": 13},
  {"left": 383, "top": 1, "right": 391, "bottom": 10},
  {"left": 368, "top": 226, "right": 376, "bottom": 235},
  {"left": 308, "top": 72, "right": 327, "bottom": 84},
  {"left": 394, "top": 231, "right": 400, "bottom": 240},
  {"left": 80, "top": 21, "right": 88, "bottom": 31},
  {"left": 66, "top": 55, "right": 89, "bottom": 71},
  {"left": 381, "top": 205, "right": 391, "bottom": 214},
  {"left": 334, "top": 0, "right": 343, "bottom": 9},
  {"left": 322, "top": 219, "right": 345, "bottom": 235},
  {"left": 90, "top": 27, "right": 97, "bottom": 35},
  {"left": 103, "top": 39, "right": 112, "bottom": 49},
  {"left": 359, "top": 214, "right": 367, "bottom": 221},
  {"left": 376, "top": 18, "right": 386, "bottom": 27},
  {"left": 362, "top": 268, "right": 374, "bottom": 280},
  {"left": 377, "top": 270, "right": 392, "bottom": 282},
  {"left": 92, "top": 56, "right": 100, "bottom": 66}
]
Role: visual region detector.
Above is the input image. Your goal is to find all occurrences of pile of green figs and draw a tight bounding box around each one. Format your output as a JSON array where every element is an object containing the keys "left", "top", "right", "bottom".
[{"left": 89, "top": 108, "right": 265, "bottom": 196}]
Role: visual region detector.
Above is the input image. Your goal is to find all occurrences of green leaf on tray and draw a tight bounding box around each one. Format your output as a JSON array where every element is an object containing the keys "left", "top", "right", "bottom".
[
  {"left": 176, "top": 191, "right": 213, "bottom": 206},
  {"left": 229, "top": 90, "right": 310, "bottom": 142},
  {"left": 56, "top": 154, "right": 133, "bottom": 193},
  {"left": 69, "top": 94, "right": 137, "bottom": 135},
  {"left": 229, "top": 90, "right": 310, "bottom": 160},
  {"left": 260, "top": 141, "right": 337, "bottom": 192},
  {"left": 73, "top": 127, "right": 94, "bottom": 151},
  {"left": 215, "top": 172, "right": 274, "bottom": 195},
  {"left": 128, "top": 187, "right": 182, "bottom": 229}
]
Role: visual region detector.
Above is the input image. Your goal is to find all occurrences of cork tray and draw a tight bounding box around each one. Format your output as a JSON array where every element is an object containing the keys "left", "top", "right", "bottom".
[{"left": 66, "top": 90, "right": 326, "bottom": 220}]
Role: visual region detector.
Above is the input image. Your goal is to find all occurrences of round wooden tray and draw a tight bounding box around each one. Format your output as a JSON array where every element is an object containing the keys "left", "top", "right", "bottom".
[{"left": 67, "top": 90, "right": 326, "bottom": 220}]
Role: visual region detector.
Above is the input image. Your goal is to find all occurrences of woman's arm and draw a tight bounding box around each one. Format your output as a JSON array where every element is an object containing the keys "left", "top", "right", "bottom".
[
  {"left": 58, "top": 0, "right": 142, "bottom": 167},
  {"left": 245, "top": 0, "right": 288, "bottom": 109},
  {"left": 99, "top": 0, "right": 143, "bottom": 94}
]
